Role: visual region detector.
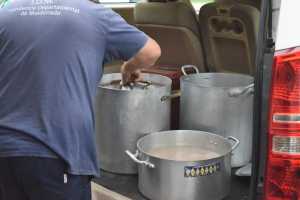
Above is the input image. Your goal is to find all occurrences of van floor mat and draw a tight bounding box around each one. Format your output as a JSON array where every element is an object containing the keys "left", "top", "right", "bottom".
[{"left": 94, "top": 170, "right": 251, "bottom": 200}]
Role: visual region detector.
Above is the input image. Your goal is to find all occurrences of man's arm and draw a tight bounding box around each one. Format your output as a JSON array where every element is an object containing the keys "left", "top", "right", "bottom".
[
  {"left": 101, "top": 8, "right": 161, "bottom": 83},
  {"left": 121, "top": 37, "right": 161, "bottom": 84}
]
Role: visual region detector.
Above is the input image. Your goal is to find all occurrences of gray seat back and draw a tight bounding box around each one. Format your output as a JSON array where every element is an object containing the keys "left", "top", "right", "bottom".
[
  {"left": 199, "top": 2, "right": 260, "bottom": 75},
  {"left": 135, "top": 0, "right": 206, "bottom": 71}
]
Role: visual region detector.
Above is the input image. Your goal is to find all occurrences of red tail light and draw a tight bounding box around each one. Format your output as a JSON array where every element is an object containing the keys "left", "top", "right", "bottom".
[{"left": 265, "top": 47, "right": 300, "bottom": 200}]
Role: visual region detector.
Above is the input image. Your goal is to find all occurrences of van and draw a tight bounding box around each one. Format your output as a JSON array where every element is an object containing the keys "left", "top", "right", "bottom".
[{"left": 95, "top": 0, "right": 300, "bottom": 199}]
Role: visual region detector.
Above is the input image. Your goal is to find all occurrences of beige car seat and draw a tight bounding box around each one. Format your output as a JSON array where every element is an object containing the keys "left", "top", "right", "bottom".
[
  {"left": 199, "top": 1, "right": 260, "bottom": 75},
  {"left": 134, "top": 0, "right": 206, "bottom": 71}
]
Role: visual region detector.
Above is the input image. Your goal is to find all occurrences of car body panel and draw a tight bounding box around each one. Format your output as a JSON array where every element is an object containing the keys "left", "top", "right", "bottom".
[{"left": 275, "top": 0, "right": 300, "bottom": 50}]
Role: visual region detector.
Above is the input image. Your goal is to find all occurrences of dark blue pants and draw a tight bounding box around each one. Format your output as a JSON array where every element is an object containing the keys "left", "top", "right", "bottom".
[{"left": 0, "top": 157, "right": 91, "bottom": 200}]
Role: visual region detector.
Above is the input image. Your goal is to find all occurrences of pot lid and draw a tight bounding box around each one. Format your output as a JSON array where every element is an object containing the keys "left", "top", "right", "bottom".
[
  {"left": 99, "top": 73, "right": 172, "bottom": 91},
  {"left": 100, "top": 80, "right": 164, "bottom": 91}
]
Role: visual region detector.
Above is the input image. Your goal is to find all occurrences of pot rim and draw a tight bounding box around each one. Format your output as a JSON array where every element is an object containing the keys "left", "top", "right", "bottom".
[
  {"left": 181, "top": 73, "right": 254, "bottom": 89},
  {"left": 136, "top": 130, "right": 234, "bottom": 163},
  {"left": 98, "top": 73, "right": 172, "bottom": 92}
]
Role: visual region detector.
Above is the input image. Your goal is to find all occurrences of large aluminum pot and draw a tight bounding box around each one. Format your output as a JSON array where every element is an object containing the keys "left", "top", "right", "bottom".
[
  {"left": 126, "top": 130, "right": 239, "bottom": 200},
  {"left": 179, "top": 66, "right": 254, "bottom": 167},
  {"left": 95, "top": 73, "right": 172, "bottom": 174}
]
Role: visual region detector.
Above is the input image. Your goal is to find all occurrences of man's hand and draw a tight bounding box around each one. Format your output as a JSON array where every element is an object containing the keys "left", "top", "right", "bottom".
[
  {"left": 121, "top": 37, "right": 161, "bottom": 85},
  {"left": 121, "top": 63, "right": 142, "bottom": 85}
]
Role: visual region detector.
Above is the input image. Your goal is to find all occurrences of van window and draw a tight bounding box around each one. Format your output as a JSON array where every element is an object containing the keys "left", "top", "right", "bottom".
[
  {"left": 0, "top": 0, "right": 8, "bottom": 7},
  {"left": 191, "top": 0, "right": 214, "bottom": 6},
  {"left": 191, "top": 0, "right": 214, "bottom": 10}
]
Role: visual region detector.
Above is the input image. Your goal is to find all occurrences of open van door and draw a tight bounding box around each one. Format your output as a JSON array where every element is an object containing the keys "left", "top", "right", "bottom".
[{"left": 250, "top": 0, "right": 300, "bottom": 199}]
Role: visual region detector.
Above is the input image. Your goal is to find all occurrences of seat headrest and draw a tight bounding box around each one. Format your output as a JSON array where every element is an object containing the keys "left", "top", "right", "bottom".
[{"left": 135, "top": 1, "right": 200, "bottom": 36}]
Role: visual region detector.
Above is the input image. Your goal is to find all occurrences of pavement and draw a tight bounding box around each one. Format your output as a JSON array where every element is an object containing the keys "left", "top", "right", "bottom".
[{"left": 92, "top": 182, "right": 131, "bottom": 200}]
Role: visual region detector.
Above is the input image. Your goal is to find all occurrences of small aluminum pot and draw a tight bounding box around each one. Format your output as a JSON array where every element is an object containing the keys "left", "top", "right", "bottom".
[{"left": 126, "top": 130, "right": 239, "bottom": 200}]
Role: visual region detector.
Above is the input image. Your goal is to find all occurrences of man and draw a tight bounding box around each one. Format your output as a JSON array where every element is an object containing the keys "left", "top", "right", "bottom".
[{"left": 0, "top": 0, "right": 161, "bottom": 200}]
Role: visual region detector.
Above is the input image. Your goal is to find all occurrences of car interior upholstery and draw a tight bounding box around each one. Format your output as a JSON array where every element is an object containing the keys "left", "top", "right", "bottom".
[
  {"left": 134, "top": 0, "right": 206, "bottom": 71},
  {"left": 104, "top": 0, "right": 260, "bottom": 76}
]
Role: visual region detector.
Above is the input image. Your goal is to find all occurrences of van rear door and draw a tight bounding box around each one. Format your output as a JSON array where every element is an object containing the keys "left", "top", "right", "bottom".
[{"left": 250, "top": 0, "right": 300, "bottom": 199}]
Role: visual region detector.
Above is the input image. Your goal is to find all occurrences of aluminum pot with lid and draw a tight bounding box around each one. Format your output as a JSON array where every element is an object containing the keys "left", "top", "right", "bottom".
[
  {"left": 95, "top": 73, "right": 172, "bottom": 174},
  {"left": 179, "top": 66, "right": 254, "bottom": 168},
  {"left": 126, "top": 130, "right": 239, "bottom": 200}
]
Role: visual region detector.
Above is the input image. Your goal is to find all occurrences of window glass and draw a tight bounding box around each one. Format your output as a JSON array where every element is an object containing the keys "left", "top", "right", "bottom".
[
  {"left": 0, "top": 0, "right": 8, "bottom": 8},
  {"left": 191, "top": 0, "right": 214, "bottom": 9}
]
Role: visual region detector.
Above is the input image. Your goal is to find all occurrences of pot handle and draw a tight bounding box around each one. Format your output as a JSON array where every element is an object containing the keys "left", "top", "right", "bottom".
[
  {"left": 228, "top": 83, "right": 254, "bottom": 97},
  {"left": 181, "top": 65, "right": 199, "bottom": 76},
  {"left": 125, "top": 150, "right": 155, "bottom": 168},
  {"left": 227, "top": 136, "right": 240, "bottom": 151},
  {"left": 161, "top": 90, "right": 181, "bottom": 102}
]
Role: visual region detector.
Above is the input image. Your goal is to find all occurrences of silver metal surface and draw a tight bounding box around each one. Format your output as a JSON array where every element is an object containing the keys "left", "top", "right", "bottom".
[
  {"left": 235, "top": 163, "right": 252, "bottom": 177},
  {"left": 160, "top": 90, "right": 181, "bottom": 102},
  {"left": 227, "top": 136, "right": 240, "bottom": 151},
  {"left": 228, "top": 83, "right": 254, "bottom": 97},
  {"left": 181, "top": 65, "right": 200, "bottom": 76},
  {"left": 95, "top": 73, "right": 172, "bottom": 174},
  {"left": 179, "top": 73, "right": 254, "bottom": 167},
  {"left": 125, "top": 150, "right": 155, "bottom": 168},
  {"left": 129, "top": 130, "right": 235, "bottom": 200}
]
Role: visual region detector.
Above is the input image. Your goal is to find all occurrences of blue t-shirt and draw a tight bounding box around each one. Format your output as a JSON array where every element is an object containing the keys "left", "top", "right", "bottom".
[{"left": 0, "top": 0, "right": 148, "bottom": 176}]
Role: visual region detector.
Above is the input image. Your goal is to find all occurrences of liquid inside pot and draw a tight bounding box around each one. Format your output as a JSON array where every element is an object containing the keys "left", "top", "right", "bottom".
[{"left": 147, "top": 146, "right": 221, "bottom": 161}]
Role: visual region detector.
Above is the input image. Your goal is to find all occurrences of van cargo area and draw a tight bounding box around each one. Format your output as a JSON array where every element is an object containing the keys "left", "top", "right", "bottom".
[
  {"left": 94, "top": 170, "right": 258, "bottom": 200},
  {"left": 3, "top": 0, "right": 299, "bottom": 199}
]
